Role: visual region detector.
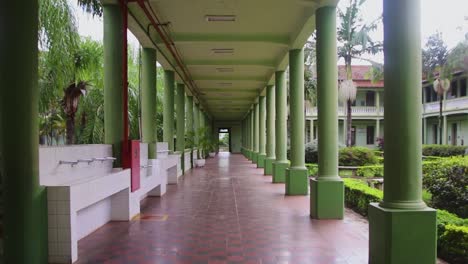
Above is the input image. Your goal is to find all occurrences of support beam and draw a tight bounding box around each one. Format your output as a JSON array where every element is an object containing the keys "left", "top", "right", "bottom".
[
  {"left": 272, "top": 71, "right": 289, "bottom": 183},
  {"left": 257, "top": 96, "right": 267, "bottom": 168},
  {"left": 252, "top": 102, "right": 260, "bottom": 164},
  {"left": 104, "top": 4, "right": 124, "bottom": 166},
  {"left": 264, "top": 85, "right": 276, "bottom": 175},
  {"left": 286, "top": 49, "right": 308, "bottom": 195},
  {"left": 141, "top": 48, "right": 157, "bottom": 159},
  {"left": 193, "top": 103, "right": 200, "bottom": 149},
  {"left": 310, "top": 6, "right": 344, "bottom": 218},
  {"left": 0, "top": 1, "right": 48, "bottom": 262},
  {"left": 163, "top": 70, "right": 175, "bottom": 151},
  {"left": 186, "top": 96, "right": 194, "bottom": 168},
  {"left": 369, "top": 1, "right": 436, "bottom": 263},
  {"left": 176, "top": 83, "right": 186, "bottom": 172}
]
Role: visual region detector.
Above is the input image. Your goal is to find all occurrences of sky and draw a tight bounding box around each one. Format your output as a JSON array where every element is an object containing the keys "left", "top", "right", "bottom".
[{"left": 71, "top": 0, "right": 468, "bottom": 64}]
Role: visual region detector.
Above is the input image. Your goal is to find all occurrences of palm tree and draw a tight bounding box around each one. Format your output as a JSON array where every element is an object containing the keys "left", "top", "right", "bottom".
[
  {"left": 337, "top": 0, "right": 382, "bottom": 146},
  {"left": 422, "top": 33, "right": 451, "bottom": 145},
  {"left": 38, "top": 0, "right": 79, "bottom": 144},
  {"left": 62, "top": 38, "right": 103, "bottom": 144}
]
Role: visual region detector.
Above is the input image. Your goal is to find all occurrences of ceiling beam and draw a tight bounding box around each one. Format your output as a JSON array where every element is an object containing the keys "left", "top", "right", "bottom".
[{"left": 154, "top": 33, "right": 290, "bottom": 46}]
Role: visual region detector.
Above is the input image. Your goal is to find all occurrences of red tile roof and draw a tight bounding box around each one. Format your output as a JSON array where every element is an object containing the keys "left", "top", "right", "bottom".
[{"left": 337, "top": 65, "right": 383, "bottom": 88}]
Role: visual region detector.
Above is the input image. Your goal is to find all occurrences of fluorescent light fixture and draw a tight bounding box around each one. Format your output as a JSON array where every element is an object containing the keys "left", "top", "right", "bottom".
[
  {"left": 212, "top": 48, "right": 234, "bottom": 54},
  {"left": 216, "top": 67, "right": 234, "bottom": 73},
  {"left": 205, "top": 15, "right": 236, "bottom": 22}
]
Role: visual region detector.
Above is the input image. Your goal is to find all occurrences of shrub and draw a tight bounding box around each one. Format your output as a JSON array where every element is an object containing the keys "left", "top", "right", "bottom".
[
  {"left": 343, "top": 179, "right": 468, "bottom": 264},
  {"left": 423, "top": 157, "right": 468, "bottom": 218},
  {"left": 343, "top": 178, "right": 382, "bottom": 216},
  {"left": 306, "top": 163, "right": 318, "bottom": 176},
  {"left": 356, "top": 165, "right": 383, "bottom": 178},
  {"left": 339, "top": 147, "right": 379, "bottom": 166},
  {"left": 422, "top": 144, "right": 467, "bottom": 157},
  {"left": 305, "top": 142, "right": 319, "bottom": 163}
]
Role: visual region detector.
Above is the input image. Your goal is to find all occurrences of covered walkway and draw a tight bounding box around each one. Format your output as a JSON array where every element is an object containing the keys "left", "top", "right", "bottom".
[{"left": 76, "top": 153, "right": 368, "bottom": 264}]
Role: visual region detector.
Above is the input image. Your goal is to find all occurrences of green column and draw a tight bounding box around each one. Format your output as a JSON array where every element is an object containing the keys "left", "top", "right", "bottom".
[
  {"left": 285, "top": 49, "right": 308, "bottom": 195},
  {"left": 310, "top": 6, "right": 344, "bottom": 218},
  {"left": 272, "top": 71, "right": 289, "bottom": 183},
  {"left": 0, "top": 1, "right": 47, "bottom": 262},
  {"left": 176, "top": 83, "right": 185, "bottom": 172},
  {"left": 257, "top": 96, "right": 267, "bottom": 168},
  {"left": 250, "top": 109, "right": 255, "bottom": 160},
  {"left": 264, "top": 85, "right": 276, "bottom": 175},
  {"left": 186, "top": 96, "right": 194, "bottom": 168},
  {"left": 104, "top": 4, "right": 124, "bottom": 167},
  {"left": 246, "top": 112, "right": 251, "bottom": 159},
  {"left": 193, "top": 103, "right": 200, "bottom": 149},
  {"left": 141, "top": 48, "right": 157, "bottom": 159},
  {"left": 163, "top": 70, "right": 175, "bottom": 152},
  {"left": 369, "top": 1, "right": 436, "bottom": 263},
  {"left": 252, "top": 103, "right": 260, "bottom": 163}
]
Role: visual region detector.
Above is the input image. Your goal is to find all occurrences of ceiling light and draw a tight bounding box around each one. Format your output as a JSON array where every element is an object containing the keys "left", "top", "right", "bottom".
[
  {"left": 216, "top": 67, "right": 234, "bottom": 73},
  {"left": 205, "top": 15, "right": 236, "bottom": 22},
  {"left": 212, "top": 48, "right": 234, "bottom": 54},
  {"left": 218, "top": 82, "right": 233, "bottom": 86}
]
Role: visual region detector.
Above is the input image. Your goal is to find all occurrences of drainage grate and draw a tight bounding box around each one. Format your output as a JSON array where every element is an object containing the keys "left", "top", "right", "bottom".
[{"left": 133, "top": 214, "right": 168, "bottom": 222}]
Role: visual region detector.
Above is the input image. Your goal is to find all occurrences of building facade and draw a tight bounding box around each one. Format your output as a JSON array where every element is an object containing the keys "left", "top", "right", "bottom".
[{"left": 306, "top": 66, "right": 468, "bottom": 147}]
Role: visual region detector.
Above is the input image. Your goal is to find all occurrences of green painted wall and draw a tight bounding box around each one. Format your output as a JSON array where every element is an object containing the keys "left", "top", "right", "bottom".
[
  {"left": 426, "top": 115, "right": 468, "bottom": 146},
  {"left": 214, "top": 121, "right": 242, "bottom": 153}
]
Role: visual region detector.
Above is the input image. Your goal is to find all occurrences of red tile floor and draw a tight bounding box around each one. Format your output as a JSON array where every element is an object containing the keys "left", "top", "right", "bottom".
[{"left": 76, "top": 153, "right": 370, "bottom": 264}]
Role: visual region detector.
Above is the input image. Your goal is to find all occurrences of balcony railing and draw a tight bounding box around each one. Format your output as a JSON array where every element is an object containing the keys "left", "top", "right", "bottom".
[
  {"left": 423, "top": 97, "right": 468, "bottom": 114},
  {"left": 306, "top": 97, "right": 468, "bottom": 117},
  {"left": 306, "top": 106, "right": 382, "bottom": 117}
]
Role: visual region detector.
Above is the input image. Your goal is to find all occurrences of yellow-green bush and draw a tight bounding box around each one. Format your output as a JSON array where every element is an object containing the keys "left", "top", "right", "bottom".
[{"left": 343, "top": 178, "right": 468, "bottom": 264}]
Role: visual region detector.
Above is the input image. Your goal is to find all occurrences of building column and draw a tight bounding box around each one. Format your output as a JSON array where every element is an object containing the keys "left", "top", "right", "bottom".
[
  {"left": 286, "top": 49, "right": 308, "bottom": 195},
  {"left": 375, "top": 119, "right": 380, "bottom": 141},
  {"left": 252, "top": 102, "right": 260, "bottom": 163},
  {"left": 186, "top": 96, "right": 194, "bottom": 168},
  {"left": 265, "top": 85, "right": 276, "bottom": 174},
  {"left": 369, "top": 0, "right": 436, "bottom": 263},
  {"left": 163, "top": 70, "right": 175, "bottom": 152},
  {"left": 247, "top": 111, "right": 252, "bottom": 159},
  {"left": 310, "top": 6, "right": 344, "bottom": 218},
  {"left": 193, "top": 103, "right": 200, "bottom": 155},
  {"left": 272, "top": 71, "right": 289, "bottom": 183},
  {"left": 442, "top": 115, "right": 448, "bottom": 144},
  {"left": 422, "top": 117, "right": 427, "bottom": 144},
  {"left": 176, "top": 83, "right": 185, "bottom": 172},
  {"left": 141, "top": 48, "right": 157, "bottom": 159},
  {"left": 258, "top": 96, "right": 267, "bottom": 168},
  {"left": 310, "top": 119, "right": 314, "bottom": 141},
  {"left": 0, "top": 1, "right": 47, "bottom": 262},
  {"left": 104, "top": 4, "right": 124, "bottom": 166},
  {"left": 250, "top": 108, "right": 255, "bottom": 160}
]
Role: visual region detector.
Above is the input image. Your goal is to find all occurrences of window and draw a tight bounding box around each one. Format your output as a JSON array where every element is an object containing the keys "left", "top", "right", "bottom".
[
  {"left": 425, "top": 86, "right": 432, "bottom": 103},
  {"left": 450, "top": 80, "right": 458, "bottom": 98},
  {"left": 366, "top": 126, "right": 375, "bottom": 145},
  {"left": 460, "top": 78, "right": 467, "bottom": 97},
  {"left": 366, "top": 91, "right": 375, "bottom": 106}
]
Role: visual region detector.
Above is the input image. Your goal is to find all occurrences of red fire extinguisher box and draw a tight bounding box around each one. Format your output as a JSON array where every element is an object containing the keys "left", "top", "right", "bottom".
[{"left": 122, "top": 140, "right": 140, "bottom": 192}]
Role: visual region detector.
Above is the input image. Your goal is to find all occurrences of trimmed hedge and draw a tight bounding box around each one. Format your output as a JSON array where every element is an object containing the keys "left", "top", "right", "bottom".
[
  {"left": 356, "top": 165, "right": 384, "bottom": 178},
  {"left": 339, "top": 147, "right": 379, "bottom": 166},
  {"left": 306, "top": 163, "right": 318, "bottom": 176},
  {"left": 423, "top": 144, "right": 467, "bottom": 157},
  {"left": 423, "top": 157, "right": 468, "bottom": 218},
  {"left": 343, "top": 178, "right": 468, "bottom": 264}
]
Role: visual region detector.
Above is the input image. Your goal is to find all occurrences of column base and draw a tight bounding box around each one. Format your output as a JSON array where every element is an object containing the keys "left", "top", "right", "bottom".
[
  {"left": 368, "top": 203, "right": 436, "bottom": 264},
  {"left": 272, "top": 161, "right": 289, "bottom": 183},
  {"left": 264, "top": 157, "right": 275, "bottom": 175},
  {"left": 285, "top": 167, "right": 308, "bottom": 195},
  {"left": 252, "top": 152, "right": 259, "bottom": 164},
  {"left": 246, "top": 150, "right": 252, "bottom": 160},
  {"left": 310, "top": 178, "right": 344, "bottom": 219},
  {"left": 257, "top": 154, "right": 266, "bottom": 168}
]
